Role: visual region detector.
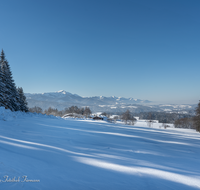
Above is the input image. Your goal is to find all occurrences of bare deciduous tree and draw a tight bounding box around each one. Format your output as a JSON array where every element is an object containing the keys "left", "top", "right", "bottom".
[
  {"left": 29, "top": 106, "right": 43, "bottom": 114},
  {"left": 146, "top": 112, "right": 153, "bottom": 127},
  {"left": 121, "top": 110, "right": 136, "bottom": 125},
  {"left": 83, "top": 107, "right": 92, "bottom": 117}
]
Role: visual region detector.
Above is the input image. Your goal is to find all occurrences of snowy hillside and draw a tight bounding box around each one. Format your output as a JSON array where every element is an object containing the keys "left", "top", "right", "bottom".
[{"left": 0, "top": 107, "right": 200, "bottom": 190}]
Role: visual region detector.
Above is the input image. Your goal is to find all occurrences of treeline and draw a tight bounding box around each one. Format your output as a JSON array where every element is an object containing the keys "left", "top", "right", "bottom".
[
  {"left": 174, "top": 118, "right": 195, "bottom": 129},
  {"left": 0, "top": 50, "right": 28, "bottom": 112},
  {"left": 29, "top": 106, "right": 92, "bottom": 117},
  {"left": 102, "top": 110, "right": 136, "bottom": 125},
  {"left": 175, "top": 101, "right": 200, "bottom": 132},
  {"left": 136, "top": 107, "right": 200, "bottom": 132},
  {"left": 194, "top": 101, "right": 200, "bottom": 132},
  {"left": 136, "top": 111, "right": 192, "bottom": 124}
]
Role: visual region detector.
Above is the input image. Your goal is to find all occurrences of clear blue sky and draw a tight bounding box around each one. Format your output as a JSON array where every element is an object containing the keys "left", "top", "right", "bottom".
[{"left": 1, "top": 0, "right": 200, "bottom": 104}]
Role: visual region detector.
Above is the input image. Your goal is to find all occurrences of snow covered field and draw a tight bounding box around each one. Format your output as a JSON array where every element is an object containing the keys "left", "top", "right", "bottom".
[{"left": 0, "top": 107, "right": 200, "bottom": 190}]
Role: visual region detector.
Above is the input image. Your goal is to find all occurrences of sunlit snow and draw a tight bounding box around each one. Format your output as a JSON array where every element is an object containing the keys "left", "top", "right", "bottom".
[{"left": 0, "top": 107, "right": 200, "bottom": 190}]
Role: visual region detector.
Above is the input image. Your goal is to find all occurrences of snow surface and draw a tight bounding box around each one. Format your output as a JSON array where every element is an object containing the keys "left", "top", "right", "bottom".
[{"left": 0, "top": 107, "right": 200, "bottom": 190}]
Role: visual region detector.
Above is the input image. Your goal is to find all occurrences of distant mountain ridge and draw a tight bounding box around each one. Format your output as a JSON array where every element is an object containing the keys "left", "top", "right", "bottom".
[
  {"left": 25, "top": 90, "right": 196, "bottom": 114},
  {"left": 25, "top": 90, "right": 151, "bottom": 105}
]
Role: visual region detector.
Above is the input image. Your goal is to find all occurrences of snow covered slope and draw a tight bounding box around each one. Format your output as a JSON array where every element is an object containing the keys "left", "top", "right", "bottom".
[{"left": 0, "top": 107, "right": 200, "bottom": 190}]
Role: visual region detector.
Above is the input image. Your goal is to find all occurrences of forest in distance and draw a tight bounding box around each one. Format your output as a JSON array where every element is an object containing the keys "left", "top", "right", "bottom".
[{"left": 29, "top": 104, "right": 200, "bottom": 131}]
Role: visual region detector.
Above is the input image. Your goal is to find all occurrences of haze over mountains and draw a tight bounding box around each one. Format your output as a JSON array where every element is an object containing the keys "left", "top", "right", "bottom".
[{"left": 25, "top": 90, "right": 196, "bottom": 114}]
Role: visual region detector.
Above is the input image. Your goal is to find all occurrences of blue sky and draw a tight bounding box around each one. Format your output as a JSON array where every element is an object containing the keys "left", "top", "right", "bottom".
[{"left": 0, "top": 0, "right": 200, "bottom": 104}]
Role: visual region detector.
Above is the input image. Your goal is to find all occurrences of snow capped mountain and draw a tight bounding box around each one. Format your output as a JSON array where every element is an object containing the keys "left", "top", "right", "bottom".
[{"left": 57, "top": 90, "right": 67, "bottom": 94}]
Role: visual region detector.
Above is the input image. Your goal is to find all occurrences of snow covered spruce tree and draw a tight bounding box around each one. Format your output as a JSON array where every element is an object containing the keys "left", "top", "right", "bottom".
[
  {"left": 0, "top": 50, "right": 14, "bottom": 110},
  {"left": 0, "top": 50, "right": 28, "bottom": 112},
  {"left": 17, "top": 87, "right": 28, "bottom": 112},
  {"left": 0, "top": 63, "right": 7, "bottom": 108}
]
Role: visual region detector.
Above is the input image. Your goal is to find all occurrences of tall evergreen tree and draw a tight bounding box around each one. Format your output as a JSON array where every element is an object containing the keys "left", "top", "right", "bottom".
[
  {"left": 0, "top": 65, "right": 6, "bottom": 107},
  {"left": 0, "top": 50, "right": 12, "bottom": 110},
  {"left": 0, "top": 50, "right": 20, "bottom": 111}
]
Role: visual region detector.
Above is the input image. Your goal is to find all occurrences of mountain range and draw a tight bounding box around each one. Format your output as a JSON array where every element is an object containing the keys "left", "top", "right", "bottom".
[{"left": 25, "top": 90, "right": 196, "bottom": 114}]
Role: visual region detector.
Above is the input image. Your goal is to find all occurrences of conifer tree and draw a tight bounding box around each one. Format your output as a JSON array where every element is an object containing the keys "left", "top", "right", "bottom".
[
  {"left": 194, "top": 101, "right": 200, "bottom": 132},
  {"left": 0, "top": 50, "right": 20, "bottom": 111},
  {"left": 0, "top": 66, "right": 6, "bottom": 107},
  {"left": 5, "top": 60, "right": 21, "bottom": 111},
  {"left": 0, "top": 51, "right": 12, "bottom": 110},
  {"left": 0, "top": 49, "right": 28, "bottom": 112},
  {"left": 17, "top": 87, "right": 28, "bottom": 112}
]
